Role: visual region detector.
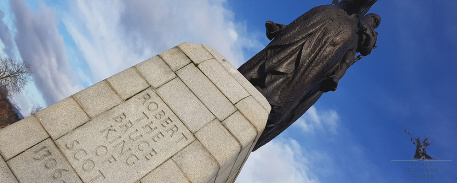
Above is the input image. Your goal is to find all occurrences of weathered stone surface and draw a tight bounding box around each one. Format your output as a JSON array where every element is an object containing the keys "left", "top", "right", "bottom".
[
  {"left": 0, "top": 43, "right": 270, "bottom": 183},
  {"left": 141, "top": 159, "right": 189, "bottom": 183},
  {"left": 7, "top": 139, "right": 82, "bottom": 183},
  {"left": 235, "top": 96, "right": 269, "bottom": 136},
  {"left": 135, "top": 56, "right": 176, "bottom": 88},
  {"left": 35, "top": 97, "right": 90, "bottom": 140},
  {"left": 215, "top": 166, "right": 233, "bottom": 183},
  {"left": 107, "top": 67, "right": 149, "bottom": 100},
  {"left": 203, "top": 45, "right": 270, "bottom": 112},
  {"left": 0, "top": 116, "right": 49, "bottom": 160},
  {"left": 0, "top": 155, "right": 17, "bottom": 183},
  {"left": 73, "top": 80, "right": 122, "bottom": 118},
  {"left": 172, "top": 141, "right": 219, "bottom": 183},
  {"left": 56, "top": 89, "right": 194, "bottom": 183},
  {"left": 159, "top": 47, "right": 191, "bottom": 71},
  {"left": 198, "top": 59, "right": 249, "bottom": 104},
  {"left": 222, "top": 111, "right": 257, "bottom": 149},
  {"left": 196, "top": 120, "right": 240, "bottom": 172},
  {"left": 177, "top": 64, "right": 236, "bottom": 121},
  {"left": 178, "top": 42, "right": 214, "bottom": 64},
  {"left": 157, "top": 78, "right": 215, "bottom": 133},
  {"left": 228, "top": 145, "right": 252, "bottom": 181}
]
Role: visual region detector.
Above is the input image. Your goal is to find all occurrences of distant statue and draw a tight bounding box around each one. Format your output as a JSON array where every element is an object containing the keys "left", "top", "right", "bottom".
[
  {"left": 238, "top": 0, "right": 381, "bottom": 151},
  {"left": 403, "top": 129, "right": 435, "bottom": 160}
]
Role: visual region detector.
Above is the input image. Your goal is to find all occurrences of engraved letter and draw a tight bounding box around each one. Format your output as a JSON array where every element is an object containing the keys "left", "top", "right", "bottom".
[
  {"left": 89, "top": 170, "right": 106, "bottom": 182},
  {"left": 82, "top": 159, "right": 95, "bottom": 172},
  {"left": 128, "top": 129, "right": 143, "bottom": 142},
  {"left": 166, "top": 124, "right": 179, "bottom": 137},
  {"left": 154, "top": 110, "right": 166, "bottom": 120},
  {"left": 65, "top": 140, "right": 80, "bottom": 150},
  {"left": 147, "top": 102, "right": 159, "bottom": 112},
  {"left": 142, "top": 121, "right": 157, "bottom": 134},
  {"left": 144, "top": 148, "right": 157, "bottom": 161},
  {"left": 95, "top": 145, "right": 108, "bottom": 157},
  {"left": 139, "top": 93, "right": 151, "bottom": 105},
  {"left": 44, "top": 158, "right": 57, "bottom": 169},
  {"left": 152, "top": 132, "right": 165, "bottom": 142},
  {"left": 161, "top": 117, "right": 173, "bottom": 128},
  {"left": 74, "top": 149, "right": 88, "bottom": 161},
  {"left": 137, "top": 141, "right": 150, "bottom": 151},
  {"left": 113, "top": 113, "right": 127, "bottom": 123},
  {"left": 125, "top": 154, "right": 139, "bottom": 166}
]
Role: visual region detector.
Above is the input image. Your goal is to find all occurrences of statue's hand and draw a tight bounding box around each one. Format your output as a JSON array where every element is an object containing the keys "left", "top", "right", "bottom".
[{"left": 320, "top": 75, "right": 339, "bottom": 92}]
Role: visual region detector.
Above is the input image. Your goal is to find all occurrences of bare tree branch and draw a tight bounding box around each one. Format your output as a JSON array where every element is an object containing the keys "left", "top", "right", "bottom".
[{"left": 0, "top": 57, "right": 31, "bottom": 95}]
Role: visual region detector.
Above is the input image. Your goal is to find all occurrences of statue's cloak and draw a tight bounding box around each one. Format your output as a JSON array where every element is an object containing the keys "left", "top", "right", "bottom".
[{"left": 238, "top": 5, "right": 360, "bottom": 150}]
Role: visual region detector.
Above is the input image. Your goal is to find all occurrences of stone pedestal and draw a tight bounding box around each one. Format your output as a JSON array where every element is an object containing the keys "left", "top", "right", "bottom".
[{"left": 0, "top": 43, "right": 270, "bottom": 183}]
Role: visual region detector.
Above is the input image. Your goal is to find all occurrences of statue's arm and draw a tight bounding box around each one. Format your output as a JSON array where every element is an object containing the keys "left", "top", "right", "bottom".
[{"left": 320, "top": 50, "right": 356, "bottom": 92}]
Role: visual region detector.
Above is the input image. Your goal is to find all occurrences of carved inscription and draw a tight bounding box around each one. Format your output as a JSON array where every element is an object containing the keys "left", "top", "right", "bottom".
[
  {"left": 7, "top": 139, "right": 82, "bottom": 183},
  {"left": 56, "top": 88, "right": 194, "bottom": 183}
]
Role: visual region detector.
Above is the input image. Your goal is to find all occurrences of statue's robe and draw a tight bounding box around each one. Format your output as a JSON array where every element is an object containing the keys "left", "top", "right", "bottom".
[{"left": 238, "top": 5, "right": 361, "bottom": 151}]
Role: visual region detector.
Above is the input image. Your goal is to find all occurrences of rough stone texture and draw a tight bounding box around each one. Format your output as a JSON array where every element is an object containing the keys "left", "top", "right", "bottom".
[
  {"left": 0, "top": 155, "right": 17, "bottom": 183},
  {"left": 178, "top": 42, "right": 214, "bottom": 64},
  {"left": 222, "top": 111, "right": 257, "bottom": 149},
  {"left": 141, "top": 159, "right": 189, "bottom": 183},
  {"left": 7, "top": 139, "right": 82, "bottom": 183},
  {"left": 157, "top": 78, "right": 215, "bottom": 133},
  {"left": 198, "top": 59, "right": 249, "bottom": 104},
  {"left": 56, "top": 89, "right": 194, "bottom": 183},
  {"left": 235, "top": 96, "right": 269, "bottom": 136},
  {"left": 215, "top": 166, "right": 233, "bottom": 183},
  {"left": 135, "top": 56, "right": 176, "bottom": 88},
  {"left": 172, "top": 141, "right": 219, "bottom": 183},
  {"left": 202, "top": 45, "right": 270, "bottom": 112},
  {"left": 159, "top": 47, "right": 191, "bottom": 71},
  {"left": 73, "top": 80, "right": 122, "bottom": 118},
  {"left": 0, "top": 43, "right": 269, "bottom": 183},
  {"left": 35, "top": 97, "right": 90, "bottom": 140},
  {"left": 177, "top": 64, "right": 236, "bottom": 121},
  {"left": 196, "top": 120, "right": 240, "bottom": 172},
  {"left": 107, "top": 67, "right": 149, "bottom": 100},
  {"left": 0, "top": 116, "right": 49, "bottom": 160}
]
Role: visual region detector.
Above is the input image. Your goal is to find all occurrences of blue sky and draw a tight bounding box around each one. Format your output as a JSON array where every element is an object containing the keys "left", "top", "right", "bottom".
[{"left": 1, "top": 0, "right": 456, "bottom": 182}]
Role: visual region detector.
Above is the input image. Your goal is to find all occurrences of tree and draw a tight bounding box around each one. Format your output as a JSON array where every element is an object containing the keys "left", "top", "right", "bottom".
[{"left": 0, "top": 57, "right": 31, "bottom": 95}]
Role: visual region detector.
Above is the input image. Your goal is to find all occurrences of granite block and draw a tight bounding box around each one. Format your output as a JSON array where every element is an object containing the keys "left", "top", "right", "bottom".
[
  {"left": 157, "top": 78, "right": 215, "bottom": 133},
  {"left": 177, "top": 64, "right": 235, "bottom": 121},
  {"left": 178, "top": 42, "right": 214, "bottom": 64},
  {"left": 198, "top": 59, "right": 249, "bottom": 104},
  {"left": 235, "top": 96, "right": 269, "bottom": 136},
  {"left": 172, "top": 141, "right": 219, "bottom": 183},
  {"left": 135, "top": 56, "right": 176, "bottom": 88},
  {"left": 0, "top": 155, "right": 17, "bottom": 183},
  {"left": 73, "top": 80, "right": 122, "bottom": 118},
  {"left": 159, "top": 47, "right": 191, "bottom": 71},
  {"left": 222, "top": 111, "right": 257, "bottom": 149},
  {"left": 195, "top": 120, "right": 240, "bottom": 171},
  {"left": 141, "top": 159, "right": 189, "bottom": 183},
  {"left": 107, "top": 67, "right": 149, "bottom": 100},
  {"left": 203, "top": 45, "right": 270, "bottom": 112},
  {"left": 35, "top": 97, "right": 90, "bottom": 140},
  {"left": 0, "top": 116, "right": 49, "bottom": 160},
  {"left": 56, "top": 88, "right": 194, "bottom": 183},
  {"left": 7, "top": 139, "right": 82, "bottom": 183}
]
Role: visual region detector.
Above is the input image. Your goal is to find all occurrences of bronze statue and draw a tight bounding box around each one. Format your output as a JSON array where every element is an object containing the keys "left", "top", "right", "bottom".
[{"left": 238, "top": 0, "right": 381, "bottom": 151}]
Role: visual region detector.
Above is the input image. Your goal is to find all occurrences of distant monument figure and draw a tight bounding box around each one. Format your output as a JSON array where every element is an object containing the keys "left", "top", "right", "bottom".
[
  {"left": 238, "top": 0, "right": 381, "bottom": 151},
  {"left": 403, "top": 129, "right": 435, "bottom": 160}
]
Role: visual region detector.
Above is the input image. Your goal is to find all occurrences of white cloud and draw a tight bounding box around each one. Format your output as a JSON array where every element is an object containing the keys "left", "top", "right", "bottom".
[
  {"left": 60, "top": 0, "right": 262, "bottom": 83},
  {"left": 10, "top": 0, "right": 83, "bottom": 106},
  {"left": 237, "top": 138, "right": 320, "bottom": 183},
  {"left": 295, "top": 106, "right": 339, "bottom": 134}
]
